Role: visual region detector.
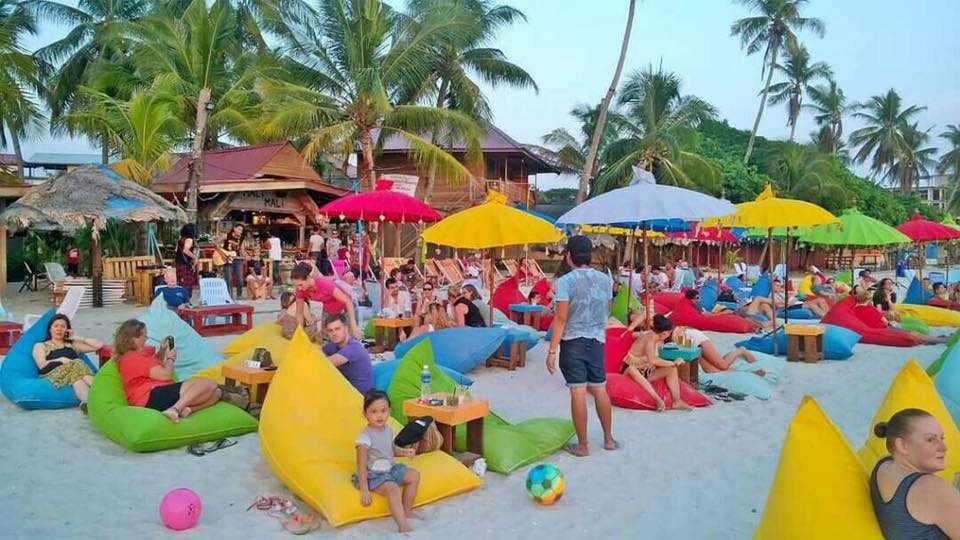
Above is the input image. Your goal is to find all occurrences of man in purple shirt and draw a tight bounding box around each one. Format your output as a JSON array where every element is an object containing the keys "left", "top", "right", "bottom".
[{"left": 322, "top": 315, "right": 373, "bottom": 393}]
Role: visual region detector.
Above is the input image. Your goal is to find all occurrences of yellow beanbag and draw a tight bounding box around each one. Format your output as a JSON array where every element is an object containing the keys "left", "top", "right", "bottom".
[
  {"left": 754, "top": 397, "right": 882, "bottom": 539},
  {"left": 858, "top": 359, "right": 960, "bottom": 482},
  {"left": 798, "top": 274, "right": 814, "bottom": 297},
  {"left": 194, "top": 321, "right": 298, "bottom": 383},
  {"left": 895, "top": 304, "right": 960, "bottom": 327},
  {"left": 258, "top": 329, "right": 481, "bottom": 527}
]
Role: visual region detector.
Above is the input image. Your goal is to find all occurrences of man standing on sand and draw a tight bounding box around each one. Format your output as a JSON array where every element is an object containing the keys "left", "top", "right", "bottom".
[{"left": 547, "top": 235, "right": 618, "bottom": 457}]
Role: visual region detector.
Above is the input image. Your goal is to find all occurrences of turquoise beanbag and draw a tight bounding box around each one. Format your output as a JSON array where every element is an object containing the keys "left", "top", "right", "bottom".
[
  {"left": 777, "top": 306, "right": 818, "bottom": 320},
  {"left": 934, "top": 341, "right": 960, "bottom": 425},
  {"left": 0, "top": 310, "right": 98, "bottom": 410},
  {"left": 699, "top": 353, "right": 786, "bottom": 400},
  {"left": 904, "top": 276, "right": 934, "bottom": 305},
  {"left": 751, "top": 273, "right": 772, "bottom": 298},
  {"left": 87, "top": 360, "right": 257, "bottom": 452},
  {"left": 736, "top": 324, "right": 861, "bottom": 360},
  {"left": 372, "top": 358, "right": 472, "bottom": 391},
  {"left": 394, "top": 327, "right": 508, "bottom": 373},
  {"left": 138, "top": 296, "right": 222, "bottom": 379},
  {"left": 388, "top": 341, "right": 574, "bottom": 474},
  {"left": 700, "top": 279, "right": 719, "bottom": 311}
]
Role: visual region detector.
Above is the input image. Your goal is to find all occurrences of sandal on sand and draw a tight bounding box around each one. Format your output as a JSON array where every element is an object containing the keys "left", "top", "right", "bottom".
[
  {"left": 187, "top": 438, "right": 237, "bottom": 457},
  {"left": 79, "top": 401, "right": 88, "bottom": 415},
  {"left": 279, "top": 512, "right": 321, "bottom": 535}
]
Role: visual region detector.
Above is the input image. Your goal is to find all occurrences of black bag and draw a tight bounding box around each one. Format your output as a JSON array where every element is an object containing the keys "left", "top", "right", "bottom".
[
  {"left": 717, "top": 290, "right": 737, "bottom": 303},
  {"left": 394, "top": 416, "right": 434, "bottom": 447}
]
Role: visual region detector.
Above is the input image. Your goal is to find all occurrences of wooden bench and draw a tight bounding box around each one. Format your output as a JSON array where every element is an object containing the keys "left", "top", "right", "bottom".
[
  {"left": 103, "top": 256, "right": 159, "bottom": 298},
  {"left": 178, "top": 304, "right": 254, "bottom": 337}
]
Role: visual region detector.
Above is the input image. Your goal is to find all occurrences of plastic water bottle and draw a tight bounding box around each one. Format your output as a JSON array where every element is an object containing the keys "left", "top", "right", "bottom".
[{"left": 420, "top": 365, "right": 431, "bottom": 401}]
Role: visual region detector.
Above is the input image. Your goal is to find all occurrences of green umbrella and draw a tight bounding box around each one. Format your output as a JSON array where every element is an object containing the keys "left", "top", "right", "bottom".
[{"left": 800, "top": 208, "right": 912, "bottom": 284}]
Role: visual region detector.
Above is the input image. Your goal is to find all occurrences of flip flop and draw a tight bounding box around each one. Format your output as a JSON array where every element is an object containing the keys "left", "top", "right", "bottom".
[{"left": 187, "top": 438, "right": 237, "bottom": 457}]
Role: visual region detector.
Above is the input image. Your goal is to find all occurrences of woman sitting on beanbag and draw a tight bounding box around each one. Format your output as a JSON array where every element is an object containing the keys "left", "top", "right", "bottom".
[
  {"left": 873, "top": 278, "right": 901, "bottom": 322},
  {"left": 32, "top": 314, "right": 103, "bottom": 413},
  {"left": 852, "top": 289, "right": 946, "bottom": 344},
  {"left": 667, "top": 322, "right": 764, "bottom": 377},
  {"left": 770, "top": 279, "right": 830, "bottom": 317},
  {"left": 620, "top": 314, "right": 691, "bottom": 412},
  {"left": 686, "top": 289, "right": 769, "bottom": 333},
  {"left": 114, "top": 319, "right": 226, "bottom": 422},
  {"left": 928, "top": 282, "right": 960, "bottom": 311}
]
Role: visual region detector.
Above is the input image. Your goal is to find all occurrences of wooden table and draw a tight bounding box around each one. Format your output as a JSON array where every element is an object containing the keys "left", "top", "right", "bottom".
[
  {"left": 660, "top": 345, "right": 702, "bottom": 386},
  {"left": 222, "top": 364, "right": 275, "bottom": 405},
  {"left": 785, "top": 324, "right": 824, "bottom": 363},
  {"left": 402, "top": 395, "right": 489, "bottom": 463},
  {"left": 179, "top": 304, "right": 254, "bottom": 337},
  {"left": 0, "top": 321, "right": 23, "bottom": 355},
  {"left": 372, "top": 317, "right": 415, "bottom": 352},
  {"left": 508, "top": 303, "right": 546, "bottom": 329}
]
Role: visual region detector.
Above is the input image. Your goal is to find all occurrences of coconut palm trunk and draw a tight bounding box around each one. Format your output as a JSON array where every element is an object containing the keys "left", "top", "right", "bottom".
[
  {"left": 185, "top": 87, "right": 211, "bottom": 224},
  {"left": 101, "top": 131, "right": 110, "bottom": 165},
  {"left": 577, "top": 0, "right": 636, "bottom": 204},
  {"left": 423, "top": 81, "right": 449, "bottom": 204},
  {"left": 744, "top": 40, "right": 779, "bottom": 163},
  {"left": 359, "top": 128, "right": 376, "bottom": 191},
  {"left": 9, "top": 130, "right": 23, "bottom": 180}
]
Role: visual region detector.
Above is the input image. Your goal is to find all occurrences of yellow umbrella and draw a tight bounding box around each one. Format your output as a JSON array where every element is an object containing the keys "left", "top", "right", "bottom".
[
  {"left": 422, "top": 191, "right": 564, "bottom": 322},
  {"left": 705, "top": 184, "right": 839, "bottom": 353},
  {"left": 581, "top": 224, "right": 666, "bottom": 238}
]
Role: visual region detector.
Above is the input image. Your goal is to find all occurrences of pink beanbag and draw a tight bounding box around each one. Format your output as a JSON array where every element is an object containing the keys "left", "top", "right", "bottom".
[
  {"left": 668, "top": 298, "right": 754, "bottom": 334},
  {"left": 821, "top": 297, "right": 920, "bottom": 347},
  {"left": 602, "top": 327, "right": 711, "bottom": 410}
]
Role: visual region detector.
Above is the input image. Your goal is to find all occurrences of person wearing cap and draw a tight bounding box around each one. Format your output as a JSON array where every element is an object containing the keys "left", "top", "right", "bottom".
[
  {"left": 546, "top": 235, "right": 618, "bottom": 457},
  {"left": 857, "top": 269, "right": 878, "bottom": 291}
]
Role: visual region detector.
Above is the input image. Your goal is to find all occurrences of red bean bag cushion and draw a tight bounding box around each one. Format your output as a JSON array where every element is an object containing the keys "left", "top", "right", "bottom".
[
  {"left": 604, "top": 327, "right": 636, "bottom": 373},
  {"left": 928, "top": 297, "right": 960, "bottom": 311},
  {"left": 822, "top": 297, "right": 919, "bottom": 347},
  {"left": 531, "top": 279, "right": 552, "bottom": 306},
  {"left": 668, "top": 298, "right": 754, "bottom": 334},
  {"left": 606, "top": 373, "right": 711, "bottom": 410},
  {"left": 649, "top": 292, "right": 682, "bottom": 311},
  {"left": 491, "top": 277, "right": 526, "bottom": 316}
]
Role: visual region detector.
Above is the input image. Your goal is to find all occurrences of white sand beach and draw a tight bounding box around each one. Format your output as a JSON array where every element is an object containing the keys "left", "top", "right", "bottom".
[{"left": 0, "top": 289, "right": 949, "bottom": 539}]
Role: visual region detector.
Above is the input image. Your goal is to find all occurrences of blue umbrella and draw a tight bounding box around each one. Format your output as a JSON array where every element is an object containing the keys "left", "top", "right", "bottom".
[{"left": 512, "top": 203, "right": 558, "bottom": 225}]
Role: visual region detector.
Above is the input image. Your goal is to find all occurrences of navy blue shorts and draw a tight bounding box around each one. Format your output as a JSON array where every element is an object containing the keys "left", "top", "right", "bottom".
[{"left": 558, "top": 338, "right": 605, "bottom": 388}]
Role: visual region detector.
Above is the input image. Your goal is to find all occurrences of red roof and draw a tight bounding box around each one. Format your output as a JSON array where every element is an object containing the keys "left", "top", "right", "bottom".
[{"left": 155, "top": 142, "right": 311, "bottom": 185}]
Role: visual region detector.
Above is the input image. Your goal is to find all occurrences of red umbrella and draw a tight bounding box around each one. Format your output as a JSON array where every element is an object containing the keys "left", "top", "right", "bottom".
[
  {"left": 667, "top": 227, "right": 739, "bottom": 243},
  {"left": 896, "top": 210, "right": 960, "bottom": 242}
]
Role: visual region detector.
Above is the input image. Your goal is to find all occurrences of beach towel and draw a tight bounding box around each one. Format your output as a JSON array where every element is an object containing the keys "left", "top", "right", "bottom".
[
  {"left": 388, "top": 340, "right": 574, "bottom": 474},
  {"left": 698, "top": 353, "right": 785, "bottom": 400},
  {"left": 258, "top": 331, "right": 480, "bottom": 526},
  {"left": 138, "top": 296, "right": 222, "bottom": 379}
]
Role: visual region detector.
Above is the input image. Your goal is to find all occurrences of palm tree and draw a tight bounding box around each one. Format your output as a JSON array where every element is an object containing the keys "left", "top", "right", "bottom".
[
  {"left": 731, "top": 0, "right": 824, "bottom": 163},
  {"left": 404, "top": 0, "right": 537, "bottom": 202},
  {"left": 765, "top": 145, "right": 848, "bottom": 207},
  {"left": 577, "top": 0, "right": 636, "bottom": 203},
  {"left": 594, "top": 65, "right": 720, "bottom": 194},
  {"left": 765, "top": 44, "right": 831, "bottom": 141},
  {"left": 258, "top": 0, "right": 484, "bottom": 191},
  {"left": 25, "top": 0, "right": 150, "bottom": 164},
  {"left": 541, "top": 103, "right": 625, "bottom": 176},
  {"left": 0, "top": 0, "right": 45, "bottom": 179},
  {"left": 848, "top": 88, "right": 926, "bottom": 183},
  {"left": 804, "top": 78, "right": 845, "bottom": 154},
  {"left": 65, "top": 86, "right": 185, "bottom": 184},
  {"left": 884, "top": 123, "right": 937, "bottom": 193},
  {"left": 939, "top": 124, "right": 960, "bottom": 186}
]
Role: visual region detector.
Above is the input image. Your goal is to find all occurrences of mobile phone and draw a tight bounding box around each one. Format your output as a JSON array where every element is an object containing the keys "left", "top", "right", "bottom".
[{"left": 166, "top": 336, "right": 175, "bottom": 349}]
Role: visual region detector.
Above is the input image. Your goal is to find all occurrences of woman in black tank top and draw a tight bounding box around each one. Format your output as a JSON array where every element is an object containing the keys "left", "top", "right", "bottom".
[
  {"left": 449, "top": 287, "right": 485, "bottom": 327},
  {"left": 869, "top": 409, "right": 960, "bottom": 539}
]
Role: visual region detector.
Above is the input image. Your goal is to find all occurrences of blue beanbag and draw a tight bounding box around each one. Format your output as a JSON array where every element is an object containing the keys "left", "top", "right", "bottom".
[
  {"left": 935, "top": 340, "right": 960, "bottom": 425},
  {"left": 736, "top": 324, "right": 861, "bottom": 360},
  {"left": 499, "top": 325, "right": 539, "bottom": 356},
  {"left": 751, "top": 273, "right": 772, "bottom": 299},
  {"left": 699, "top": 353, "right": 786, "bottom": 400},
  {"left": 700, "top": 279, "right": 719, "bottom": 311},
  {"left": 372, "top": 358, "right": 473, "bottom": 391},
  {"left": 0, "top": 310, "right": 97, "bottom": 410},
  {"left": 777, "top": 306, "right": 818, "bottom": 320},
  {"left": 138, "top": 296, "right": 222, "bottom": 379},
  {"left": 394, "top": 327, "right": 508, "bottom": 373},
  {"left": 904, "top": 276, "right": 934, "bottom": 305}
]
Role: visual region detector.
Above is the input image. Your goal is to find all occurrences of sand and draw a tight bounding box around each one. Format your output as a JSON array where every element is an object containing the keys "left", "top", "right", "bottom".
[{"left": 0, "top": 287, "right": 950, "bottom": 539}]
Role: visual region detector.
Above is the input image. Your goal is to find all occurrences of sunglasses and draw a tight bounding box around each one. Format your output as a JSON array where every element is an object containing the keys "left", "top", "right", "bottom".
[{"left": 423, "top": 287, "right": 433, "bottom": 291}]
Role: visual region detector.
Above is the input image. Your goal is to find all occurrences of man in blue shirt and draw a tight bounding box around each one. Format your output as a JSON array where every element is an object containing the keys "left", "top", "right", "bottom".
[
  {"left": 155, "top": 269, "right": 191, "bottom": 310},
  {"left": 322, "top": 315, "right": 373, "bottom": 393},
  {"left": 547, "top": 236, "right": 618, "bottom": 457}
]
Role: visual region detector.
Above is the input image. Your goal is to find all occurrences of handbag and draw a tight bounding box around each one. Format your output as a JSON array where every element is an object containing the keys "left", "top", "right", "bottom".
[{"left": 394, "top": 416, "right": 435, "bottom": 448}]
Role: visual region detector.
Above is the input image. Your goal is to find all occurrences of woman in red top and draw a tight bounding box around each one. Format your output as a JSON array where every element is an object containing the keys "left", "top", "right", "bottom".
[
  {"left": 852, "top": 288, "right": 947, "bottom": 344},
  {"left": 114, "top": 320, "right": 222, "bottom": 422}
]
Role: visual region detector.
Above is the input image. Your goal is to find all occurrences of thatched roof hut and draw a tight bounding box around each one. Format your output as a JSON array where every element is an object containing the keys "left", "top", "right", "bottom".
[{"left": 1, "top": 164, "right": 185, "bottom": 234}]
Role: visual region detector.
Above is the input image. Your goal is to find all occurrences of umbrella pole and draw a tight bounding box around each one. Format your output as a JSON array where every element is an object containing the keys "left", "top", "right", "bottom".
[
  {"left": 627, "top": 232, "right": 636, "bottom": 313},
  {"left": 92, "top": 232, "right": 103, "bottom": 308},
  {"left": 379, "top": 224, "right": 385, "bottom": 311},
  {"left": 783, "top": 229, "right": 790, "bottom": 327},
  {"left": 643, "top": 227, "right": 651, "bottom": 328},
  {"left": 488, "top": 247, "right": 494, "bottom": 325},
  {"left": 769, "top": 228, "right": 777, "bottom": 355},
  {"left": 918, "top": 242, "right": 923, "bottom": 281},
  {"left": 718, "top": 240, "right": 723, "bottom": 283}
]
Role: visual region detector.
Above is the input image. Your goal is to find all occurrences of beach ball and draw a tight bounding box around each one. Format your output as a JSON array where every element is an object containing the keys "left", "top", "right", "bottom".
[
  {"left": 525, "top": 464, "right": 565, "bottom": 505},
  {"left": 159, "top": 488, "right": 202, "bottom": 530}
]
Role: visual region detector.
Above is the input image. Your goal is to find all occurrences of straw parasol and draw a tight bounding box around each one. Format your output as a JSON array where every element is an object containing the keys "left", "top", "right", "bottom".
[
  {"left": 422, "top": 190, "right": 564, "bottom": 322},
  {"left": 0, "top": 165, "right": 186, "bottom": 307}
]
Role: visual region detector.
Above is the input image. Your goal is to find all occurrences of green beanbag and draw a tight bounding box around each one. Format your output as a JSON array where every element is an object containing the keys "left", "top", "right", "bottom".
[
  {"left": 388, "top": 340, "right": 574, "bottom": 474},
  {"left": 611, "top": 285, "right": 642, "bottom": 324},
  {"left": 898, "top": 315, "right": 929, "bottom": 335},
  {"left": 88, "top": 361, "right": 258, "bottom": 452}
]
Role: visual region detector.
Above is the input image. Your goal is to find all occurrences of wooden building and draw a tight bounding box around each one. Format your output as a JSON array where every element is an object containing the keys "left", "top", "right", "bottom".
[{"left": 153, "top": 142, "right": 348, "bottom": 246}]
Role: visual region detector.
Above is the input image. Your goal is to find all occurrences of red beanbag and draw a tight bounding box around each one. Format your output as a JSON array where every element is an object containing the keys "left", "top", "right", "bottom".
[
  {"left": 606, "top": 373, "right": 711, "bottom": 410},
  {"left": 928, "top": 297, "right": 960, "bottom": 311},
  {"left": 604, "top": 327, "right": 635, "bottom": 373},
  {"left": 491, "top": 277, "right": 526, "bottom": 316},
  {"left": 649, "top": 292, "right": 682, "bottom": 311},
  {"left": 821, "top": 297, "right": 920, "bottom": 347},
  {"left": 668, "top": 298, "right": 754, "bottom": 334}
]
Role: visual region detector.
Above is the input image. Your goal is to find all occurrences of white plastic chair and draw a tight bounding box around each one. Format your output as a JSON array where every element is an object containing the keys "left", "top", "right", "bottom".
[
  {"left": 746, "top": 265, "right": 761, "bottom": 281},
  {"left": 199, "top": 277, "right": 234, "bottom": 306},
  {"left": 772, "top": 263, "right": 786, "bottom": 281},
  {"left": 56, "top": 286, "right": 84, "bottom": 320},
  {"left": 733, "top": 262, "right": 747, "bottom": 276},
  {"left": 43, "top": 262, "right": 68, "bottom": 285}
]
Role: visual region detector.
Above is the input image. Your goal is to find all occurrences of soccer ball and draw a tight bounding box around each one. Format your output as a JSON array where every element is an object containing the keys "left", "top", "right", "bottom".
[{"left": 525, "top": 464, "right": 565, "bottom": 505}]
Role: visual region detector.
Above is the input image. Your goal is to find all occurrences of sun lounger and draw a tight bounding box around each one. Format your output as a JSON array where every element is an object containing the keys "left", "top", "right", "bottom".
[
  {"left": 424, "top": 259, "right": 444, "bottom": 283},
  {"left": 501, "top": 259, "right": 519, "bottom": 277},
  {"left": 438, "top": 259, "right": 463, "bottom": 285}
]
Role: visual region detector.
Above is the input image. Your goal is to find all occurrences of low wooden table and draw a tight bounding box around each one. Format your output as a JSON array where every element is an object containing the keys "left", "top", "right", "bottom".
[
  {"left": 785, "top": 324, "right": 824, "bottom": 363},
  {"left": 372, "top": 317, "right": 415, "bottom": 352},
  {"left": 222, "top": 364, "right": 275, "bottom": 405},
  {"left": 487, "top": 336, "right": 525, "bottom": 370},
  {"left": 660, "top": 345, "right": 702, "bottom": 386},
  {"left": 402, "top": 395, "right": 489, "bottom": 464},
  {"left": 179, "top": 304, "right": 254, "bottom": 337},
  {"left": 508, "top": 303, "right": 546, "bottom": 329},
  {"left": 0, "top": 321, "right": 23, "bottom": 355}
]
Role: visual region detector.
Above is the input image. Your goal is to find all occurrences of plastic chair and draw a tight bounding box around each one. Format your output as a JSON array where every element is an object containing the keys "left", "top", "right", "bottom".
[
  {"left": 43, "top": 262, "right": 68, "bottom": 285},
  {"left": 772, "top": 264, "right": 786, "bottom": 281},
  {"left": 199, "top": 277, "right": 234, "bottom": 324},
  {"left": 18, "top": 262, "right": 48, "bottom": 292},
  {"left": 745, "top": 265, "right": 761, "bottom": 281},
  {"left": 56, "top": 286, "right": 84, "bottom": 320}
]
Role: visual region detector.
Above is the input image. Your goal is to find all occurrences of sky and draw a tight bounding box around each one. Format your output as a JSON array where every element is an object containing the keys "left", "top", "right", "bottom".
[{"left": 19, "top": 0, "right": 960, "bottom": 190}]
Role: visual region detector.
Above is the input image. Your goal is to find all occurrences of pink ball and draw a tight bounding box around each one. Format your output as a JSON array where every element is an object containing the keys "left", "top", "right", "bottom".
[{"left": 159, "top": 488, "right": 202, "bottom": 531}]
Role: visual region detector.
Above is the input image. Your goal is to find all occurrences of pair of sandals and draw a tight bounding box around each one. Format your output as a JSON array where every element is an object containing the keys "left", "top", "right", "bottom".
[
  {"left": 699, "top": 381, "right": 746, "bottom": 402},
  {"left": 186, "top": 438, "right": 237, "bottom": 457},
  {"left": 247, "top": 495, "right": 321, "bottom": 535}
]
